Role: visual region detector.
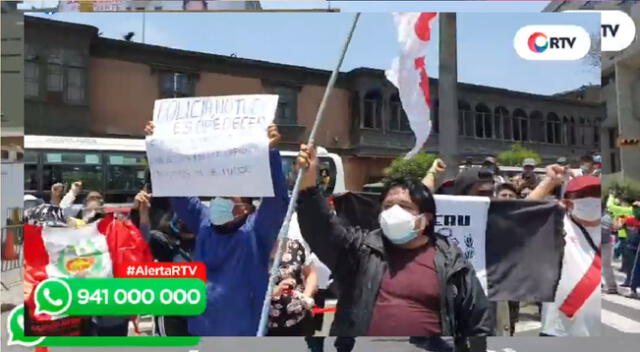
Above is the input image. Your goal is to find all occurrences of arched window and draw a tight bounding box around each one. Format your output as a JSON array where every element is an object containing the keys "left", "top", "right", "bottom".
[
  {"left": 569, "top": 117, "right": 577, "bottom": 145},
  {"left": 363, "top": 90, "right": 382, "bottom": 129},
  {"left": 475, "top": 103, "right": 492, "bottom": 138},
  {"left": 530, "top": 111, "right": 545, "bottom": 142},
  {"left": 350, "top": 91, "right": 360, "bottom": 130},
  {"left": 459, "top": 101, "right": 472, "bottom": 137},
  {"left": 513, "top": 109, "right": 528, "bottom": 141},
  {"left": 389, "top": 94, "right": 411, "bottom": 132},
  {"left": 546, "top": 113, "right": 561, "bottom": 144},
  {"left": 495, "top": 107, "right": 510, "bottom": 140}
]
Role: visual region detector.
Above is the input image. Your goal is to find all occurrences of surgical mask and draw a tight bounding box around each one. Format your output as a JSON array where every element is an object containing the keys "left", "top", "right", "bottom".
[
  {"left": 580, "top": 165, "right": 591, "bottom": 174},
  {"left": 571, "top": 197, "right": 601, "bottom": 222},
  {"left": 379, "top": 205, "right": 424, "bottom": 245},
  {"left": 209, "top": 197, "right": 236, "bottom": 225}
]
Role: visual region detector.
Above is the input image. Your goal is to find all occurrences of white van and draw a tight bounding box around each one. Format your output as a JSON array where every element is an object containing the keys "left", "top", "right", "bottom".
[{"left": 280, "top": 146, "right": 346, "bottom": 197}]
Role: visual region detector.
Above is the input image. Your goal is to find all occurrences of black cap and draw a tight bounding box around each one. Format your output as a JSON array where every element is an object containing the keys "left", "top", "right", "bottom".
[{"left": 454, "top": 168, "right": 494, "bottom": 196}]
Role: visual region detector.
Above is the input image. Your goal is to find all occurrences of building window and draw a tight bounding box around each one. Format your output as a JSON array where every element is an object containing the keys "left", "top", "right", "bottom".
[
  {"left": 160, "top": 72, "right": 195, "bottom": 98},
  {"left": 593, "top": 118, "right": 600, "bottom": 146},
  {"left": 272, "top": 86, "right": 298, "bottom": 125},
  {"left": 569, "top": 117, "right": 577, "bottom": 145},
  {"left": 474, "top": 103, "right": 492, "bottom": 139},
  {"left": 579, "top": 118, "right": 587, "bottom": 145},
  {"left": 513, "top": 109, "right": 528, "bottom": 141},
  {"left": 351, "top": 92, "right": 360, "bottom": 130},
  {"left": 64, "top": 49, "right": 85, "bottom": 105},
  {"left": 362, "top": 90, "right": 382, "bottom": 129},
  {"left": 25, "top": 62, "right": 40, "bottom": 98},
  {"left": 546, "top": 113, "right": 561, "bottom": 144},
  {"left": 389, "top": 94, "right": 410, "bottom": 132},
  {"left": 459, "top": 101, "right": 472, "bottom": 137},
  {"left": 496, "top": 107, "right": 510, "bottom": 140},
  {"left": 530, "top": 111, "right": 545, "bottom": 142},
  {"left": 47, "top": 49, "right": 63, "bottom": 93}
]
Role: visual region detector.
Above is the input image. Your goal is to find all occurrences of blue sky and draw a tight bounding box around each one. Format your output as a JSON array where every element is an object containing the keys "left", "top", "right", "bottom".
[{"left": 28, "top": 2, "right": 600, "bottom": 95}]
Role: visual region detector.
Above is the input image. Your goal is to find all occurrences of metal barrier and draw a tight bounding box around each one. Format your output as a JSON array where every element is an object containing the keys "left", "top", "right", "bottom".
[{"left": 1, "top": 225, "right": 24, "bottom": 272}]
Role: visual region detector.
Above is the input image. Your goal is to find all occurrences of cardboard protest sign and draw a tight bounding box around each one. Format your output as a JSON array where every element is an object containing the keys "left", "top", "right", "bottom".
[
  {"left": 146, "top": 95, "right": 279, "bottom": 197},
  {"left": 433, "top": 195, "right": 490, "bottom": 294}
]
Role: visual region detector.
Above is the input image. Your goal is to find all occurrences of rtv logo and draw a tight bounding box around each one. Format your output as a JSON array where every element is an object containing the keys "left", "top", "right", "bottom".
[
  {"left": 565, "top": 10, "right": 636, "bottom": 52},
  {"left": 515, "top": 25, "right": 591, "bottom": 60},
  {"left": 528, "top": 32, "right": 578, "bottom": 53}
]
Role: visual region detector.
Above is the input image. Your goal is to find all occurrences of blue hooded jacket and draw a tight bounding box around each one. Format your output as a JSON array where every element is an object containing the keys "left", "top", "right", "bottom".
[{"left": 171, "top": 149, "right": 288, "bottom": 336}]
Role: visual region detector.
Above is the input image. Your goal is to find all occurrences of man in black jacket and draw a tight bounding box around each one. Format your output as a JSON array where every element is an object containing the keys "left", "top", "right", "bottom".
[{"left": 296, "top": 144, "right": 493, "bottom": 341}]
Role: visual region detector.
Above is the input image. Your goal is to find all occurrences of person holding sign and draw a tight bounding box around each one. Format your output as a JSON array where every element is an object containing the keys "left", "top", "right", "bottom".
[
  {"left": 295, "top": 144, "right": 493, "bottom": 342},
  {"left": 144, "top": 121, "right": 288, "bottom": 336}
]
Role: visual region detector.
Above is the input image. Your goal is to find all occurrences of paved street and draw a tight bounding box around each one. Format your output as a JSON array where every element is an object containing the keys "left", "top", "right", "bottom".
[{"left": 602, "top": 260, "right": 640, "bottom": 335}]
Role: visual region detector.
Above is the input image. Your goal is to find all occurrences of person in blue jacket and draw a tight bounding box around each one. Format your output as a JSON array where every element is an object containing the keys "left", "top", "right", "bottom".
[{"left": 144, "top": 122, "right": 289, "bottom": 336}]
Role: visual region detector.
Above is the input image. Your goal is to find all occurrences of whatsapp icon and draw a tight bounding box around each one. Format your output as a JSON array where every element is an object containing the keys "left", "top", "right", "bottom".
[
  {"left": 6, "top": 304, "right": 46, "bottom": 346},
  {"left": 34, "top": 278, "right": 72, "bottom": 316}
]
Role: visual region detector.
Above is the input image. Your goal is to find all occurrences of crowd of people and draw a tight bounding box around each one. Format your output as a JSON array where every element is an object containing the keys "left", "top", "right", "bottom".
[
  {"left": 602, "top": 189, "right": 640, "bottom": 299},
  {"left": 21, "top": 119, "right": 638, "bottom": 351}
]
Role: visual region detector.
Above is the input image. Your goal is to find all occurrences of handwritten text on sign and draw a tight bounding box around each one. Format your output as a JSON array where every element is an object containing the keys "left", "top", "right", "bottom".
[{"left": 146, "top": 95, "right": 279, "bottom": 197}]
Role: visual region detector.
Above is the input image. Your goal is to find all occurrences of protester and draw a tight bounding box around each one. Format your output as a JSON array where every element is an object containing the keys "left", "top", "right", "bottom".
[
  {"left": 453, "top": 167, "right": 495, "bottom": 197},
  {"left": 556, "top": 157, "right": 568, "bottom": 167},
  {"left": 513, "top": 158, "right": 539, "bottom": 193},
  {"left": 134, "top": 189, "right": 194, "bottom": 336},
  {"left": 288, "top": 207, "right": 357, "bottom": 352},
  {"left": 295, "top": 144, "right": 493, "bottom": 341},
  {"left": 576, "top": 155, "right": 596, "bottom": 177},
  {"left": 628, "top": 213, "right": 640, "bottom": 299},
  {"left": 267, "top": 238, "right": 318, "bottom": 336},
  {"left": 601, "top": 210, "right": 618, "bottom": 294},
  {"left": 529, "top": 168, "right": 601, "bottom": 336},
  {"left": 622, "top": 216, "right": 640, "bottom": 292},
  {"left": 593, "top": 155, "right": 602, "bottom": 177},
  {"left": 495, "top": 183, "right": 518, "bottom": 200},
  {"left": 482, "top": 157, "right": 506, "bottom": 184},
  {"left": 607, "top": 193, "right": 633, "bottom": 260},
  {"left": 145, "top": 121, "right": 289, "bottom": 336}
]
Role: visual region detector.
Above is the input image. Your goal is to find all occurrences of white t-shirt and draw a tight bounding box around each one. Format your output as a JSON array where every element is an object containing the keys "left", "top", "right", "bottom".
[
  {"left": 541, "top": 215, "right": 601, "bottom": 336},
  {"left": 288, "top": 212, "right": 332, "bottom": 290}
]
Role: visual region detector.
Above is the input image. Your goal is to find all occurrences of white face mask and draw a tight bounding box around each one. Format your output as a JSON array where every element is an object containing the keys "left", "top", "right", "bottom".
[
  {"left": 378, "top": 205, "right": 425, "bottom": 245},
  {"left": 571, "top": 197, "right": 601, "bottom": 223}
]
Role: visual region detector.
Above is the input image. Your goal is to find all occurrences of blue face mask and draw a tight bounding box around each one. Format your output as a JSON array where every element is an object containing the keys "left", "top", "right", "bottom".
[{"left": 209, "top": 197, "right": 236, "bottom": 225}]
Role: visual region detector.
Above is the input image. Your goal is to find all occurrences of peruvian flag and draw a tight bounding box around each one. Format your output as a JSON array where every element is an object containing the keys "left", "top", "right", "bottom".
[
  {"left": 23, "top": 215, "right": 153, "bottom": 336},
  {"left": 386, "top": 13, "right": 437, "bottom": 158},
  {"left": 542, "top": 216, "right": 601, "bottom": 336}
]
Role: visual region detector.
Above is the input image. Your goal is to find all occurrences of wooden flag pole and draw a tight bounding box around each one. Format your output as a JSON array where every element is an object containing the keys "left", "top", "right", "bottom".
[{"left": 256, "top": 13, "right": 361, "bottom": 337}]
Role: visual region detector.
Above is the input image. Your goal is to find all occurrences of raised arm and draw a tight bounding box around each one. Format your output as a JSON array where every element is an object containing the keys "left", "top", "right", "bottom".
[
  {"left": 296, "top": 144, "right": 363, "bottom": 272},
  {"left": 253, "top": 148, "right": 289, "bottom": 256},
  {"left": 422, "top": 158, "right": 446, "bottom": 193},
  {"left": 527, "top": 164, "right": 564, "bottom": 201},
  {"left": 170, "top": 197, "right": 208, "bottom": 237}
]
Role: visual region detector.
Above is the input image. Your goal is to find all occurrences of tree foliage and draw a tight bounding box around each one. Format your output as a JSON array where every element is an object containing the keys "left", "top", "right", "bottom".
[
  {"left": 383, "top": 152, "right": 438, "bottom": 184},
  {"left": 497, "top": 143, "right": 542, "bottom": 167}
]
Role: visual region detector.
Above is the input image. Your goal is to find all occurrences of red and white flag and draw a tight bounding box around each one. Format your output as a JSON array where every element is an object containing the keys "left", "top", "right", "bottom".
[{"left": 386, "top": 13, "right": 437, "bottom": 158}]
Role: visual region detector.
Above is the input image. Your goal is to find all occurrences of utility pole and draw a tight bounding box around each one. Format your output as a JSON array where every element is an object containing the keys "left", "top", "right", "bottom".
[{"left": 438, "top": 13, "right": 460, "bottom": 180}]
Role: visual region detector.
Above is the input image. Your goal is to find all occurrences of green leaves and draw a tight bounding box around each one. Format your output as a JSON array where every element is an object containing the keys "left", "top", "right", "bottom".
[
  {"left": 383, "top": 152, "right": 438, "bottom": 185},
  {"left": 497, "top": 143, "right": 542, "bottom": 167}
]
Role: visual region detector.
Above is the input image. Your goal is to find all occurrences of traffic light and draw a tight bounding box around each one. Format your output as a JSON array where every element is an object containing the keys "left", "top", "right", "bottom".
[{"left": 617, "top": 137, "right": 640, "bottom": 147}]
